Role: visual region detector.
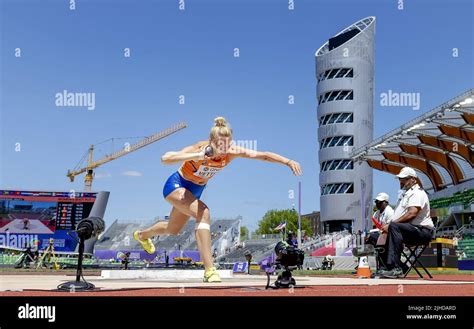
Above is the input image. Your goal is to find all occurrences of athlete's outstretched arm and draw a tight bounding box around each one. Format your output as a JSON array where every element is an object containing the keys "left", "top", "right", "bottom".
[
  {"left": 161, "top": 141, "right": 207, "bottom": 165},
  {"left": 231, "top": 146, "right": 303, "bottom": 176}
]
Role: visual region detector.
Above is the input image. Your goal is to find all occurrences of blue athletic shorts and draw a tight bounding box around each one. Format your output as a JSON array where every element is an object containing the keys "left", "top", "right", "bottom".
[{"left": 163, "top": 171, "right": 206, "bottom": 199}]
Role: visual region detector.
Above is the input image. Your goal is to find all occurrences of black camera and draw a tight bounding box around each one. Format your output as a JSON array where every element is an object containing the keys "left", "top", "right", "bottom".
[
  {"left": 266, "top": 241, "right": 304, "bottom": 289},
  {"left": 274, "top": 241, "right": 304, "bottom": 268}
]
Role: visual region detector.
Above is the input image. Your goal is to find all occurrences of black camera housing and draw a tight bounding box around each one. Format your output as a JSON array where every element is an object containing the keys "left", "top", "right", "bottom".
[
  {"left": 274, "top": 241, "right": 304, "bottom": 269},
  {"left": 267, "top": 241, "right": 305, "bottom": 289}
]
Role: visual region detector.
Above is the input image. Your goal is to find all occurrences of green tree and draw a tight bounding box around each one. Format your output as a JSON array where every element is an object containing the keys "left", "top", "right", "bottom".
[
  {"left": 256, "top": 209, "right": 313, "bottom": 236},
  {"left": 240, "top": 226, "right": 249, "bottom": 241}
]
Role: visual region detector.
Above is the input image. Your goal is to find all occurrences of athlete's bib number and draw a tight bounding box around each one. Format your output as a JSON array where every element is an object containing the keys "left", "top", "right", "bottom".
[{"left": 195, "top": 165, "right": 222, "bottom": 178}]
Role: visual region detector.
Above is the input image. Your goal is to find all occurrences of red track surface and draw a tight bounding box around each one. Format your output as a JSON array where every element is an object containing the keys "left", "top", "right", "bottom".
[{"left": 1, "top": 275, "right": 473, "bottom": 297}]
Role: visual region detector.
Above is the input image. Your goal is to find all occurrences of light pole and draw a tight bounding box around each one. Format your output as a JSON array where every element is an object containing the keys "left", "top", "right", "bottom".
[{"left": 298, "top": 181, "right": 302, "bottom": 247}]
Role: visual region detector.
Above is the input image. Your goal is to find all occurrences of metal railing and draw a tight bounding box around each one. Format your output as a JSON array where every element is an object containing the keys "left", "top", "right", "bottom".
[{"left": 250, "top": 234, "right": 281, "bottom": 240}]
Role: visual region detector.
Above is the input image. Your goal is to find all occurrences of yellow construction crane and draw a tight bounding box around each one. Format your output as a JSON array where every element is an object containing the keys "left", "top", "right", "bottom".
[{"left": 67, "top": 122, "right": 187, "bottom": 191}]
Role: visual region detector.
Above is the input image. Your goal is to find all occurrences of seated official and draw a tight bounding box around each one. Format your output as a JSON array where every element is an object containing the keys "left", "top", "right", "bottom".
[
  {"left": 365, "top": 192, "right": 394, "bottom": 247},
  {"left": 365, "top": 192, "right": 395, "bottom": 270},
  {"left": 379, "top": 167, "right": 434, "bottom": 278}
]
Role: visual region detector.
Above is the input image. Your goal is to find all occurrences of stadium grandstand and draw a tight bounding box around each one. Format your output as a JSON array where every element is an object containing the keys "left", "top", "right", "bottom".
[
  {"left": 352, "top": 89, "right": 473, "bottom": 193},
  {"left": 217, "top": 235, "right": 280, "bottom": 263},
  {"left": 95, "top": 217, "right": 242, "bottom": 261}
]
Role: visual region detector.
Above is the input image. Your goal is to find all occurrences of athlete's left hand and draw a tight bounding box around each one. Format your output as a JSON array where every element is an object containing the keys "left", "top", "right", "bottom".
[{"left": 287, "top": 160, "right": 303, "bottom": 176}]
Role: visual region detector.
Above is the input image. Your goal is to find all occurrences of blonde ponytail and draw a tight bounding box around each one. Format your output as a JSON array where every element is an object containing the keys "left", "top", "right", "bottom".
[
  {"left": 214, "top": 117, "right": 227, "bottom": 127},
  {"left": 210, "top": 116, "right": 232, "bottom": 140}
]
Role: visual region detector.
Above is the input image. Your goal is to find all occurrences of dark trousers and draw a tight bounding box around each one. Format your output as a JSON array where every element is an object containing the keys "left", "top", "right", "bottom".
[
  {"left": 384, "top": 222, "right": 432, "bottom": 270},
  {"left": 366, "top": 232, "right": 379, "bottom": 246},
  {"left": 365, "top": 232, "right": 388, "bottom": 270}
]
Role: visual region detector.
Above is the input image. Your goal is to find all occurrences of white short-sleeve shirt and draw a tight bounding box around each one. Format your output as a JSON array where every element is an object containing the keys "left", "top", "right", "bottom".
[
  {"left": 373, "top": 205, "right": 395, "bottom": 225},
  {"left": 393, "top": 184, "right": 434, "bottom": 228}
]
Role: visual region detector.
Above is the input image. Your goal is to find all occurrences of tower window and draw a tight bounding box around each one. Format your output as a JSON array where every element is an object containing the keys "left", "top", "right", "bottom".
[
  {"left": 317, "top": 68, "right": 353, "bottom": 82},
  {"left": 318, "top": 90, "right": 354, "bottom": 104},
  {"left": 319, "top": 113, "right": 353, "bottom": 126},
  {"left": 321, "top": 183, "right": 355, "bottom": 195},
  {"left": 320, "top": 136, "right": 354, "bottom": 149}
]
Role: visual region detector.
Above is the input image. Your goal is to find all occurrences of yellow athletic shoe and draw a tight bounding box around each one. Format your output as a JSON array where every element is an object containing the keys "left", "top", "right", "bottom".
[
  {"left": 203, "top": 267, "right": 221, "bottom": 283},
  {"left": 133, "top": 231, "right": 155, "bottom": 254}
]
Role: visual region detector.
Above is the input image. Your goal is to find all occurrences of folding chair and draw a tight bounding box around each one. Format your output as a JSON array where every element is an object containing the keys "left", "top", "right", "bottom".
[{"left": 401, "top": 244, "right": 433, "bottom": 279}]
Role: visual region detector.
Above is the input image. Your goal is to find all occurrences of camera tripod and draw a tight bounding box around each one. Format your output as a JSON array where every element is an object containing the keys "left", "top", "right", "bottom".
[
  {"left": 14, "top": 248, "right": 35, "bottom": 269},
  {"left": 265, "top": 264, "right": 300, "bottom": 289},
  {"left": 37, "top": 239, "right": 60, "bottom": 270}
]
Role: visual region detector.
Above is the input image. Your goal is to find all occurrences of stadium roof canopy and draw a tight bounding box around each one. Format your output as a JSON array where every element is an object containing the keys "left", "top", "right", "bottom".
[{"left": 352, "top": 89, "right": 474, "bottom": 192}]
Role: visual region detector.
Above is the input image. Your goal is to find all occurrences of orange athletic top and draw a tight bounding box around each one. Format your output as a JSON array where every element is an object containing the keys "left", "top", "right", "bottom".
[{"left": 178, "top": 152, "right": 232, "bottom": 185}]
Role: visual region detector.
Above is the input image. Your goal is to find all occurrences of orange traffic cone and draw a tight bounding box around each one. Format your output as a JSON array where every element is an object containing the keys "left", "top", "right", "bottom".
[{"left": 356, "top": 256, "right": 371, "bottom": 278}]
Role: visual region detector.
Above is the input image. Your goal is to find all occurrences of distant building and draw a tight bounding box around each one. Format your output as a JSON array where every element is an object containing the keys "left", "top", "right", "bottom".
[{"left": 302, "top": 211, "right": 321, "bottom": 235}]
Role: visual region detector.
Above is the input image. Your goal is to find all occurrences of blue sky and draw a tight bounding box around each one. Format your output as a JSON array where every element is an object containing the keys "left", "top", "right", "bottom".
[{"left": 1, "top": 0, "right": 472, "bottom": 231}]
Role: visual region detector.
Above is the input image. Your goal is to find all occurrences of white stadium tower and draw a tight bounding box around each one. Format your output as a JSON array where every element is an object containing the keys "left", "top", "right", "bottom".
[{"left": 315, "top": 17, "right": 376, "bottom": 233}]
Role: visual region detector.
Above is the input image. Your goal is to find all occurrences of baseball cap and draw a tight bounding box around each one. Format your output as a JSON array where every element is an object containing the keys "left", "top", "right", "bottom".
[
  {"left": 396, "top": 167, "right": 417, "bottom": 179},
  {"left": 375, "top": 192, "right": 389, "bottom": 202}
]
